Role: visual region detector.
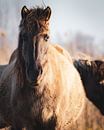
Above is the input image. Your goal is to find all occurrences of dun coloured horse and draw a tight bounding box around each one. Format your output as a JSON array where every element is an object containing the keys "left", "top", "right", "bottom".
[{"left": 0, "top": 6, "right": 85, "bottom": 130}]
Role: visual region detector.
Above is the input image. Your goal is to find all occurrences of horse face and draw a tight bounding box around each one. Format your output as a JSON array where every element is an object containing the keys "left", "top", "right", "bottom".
[{"left": 20, "top": 6, "right": 51, "bottom": 83}]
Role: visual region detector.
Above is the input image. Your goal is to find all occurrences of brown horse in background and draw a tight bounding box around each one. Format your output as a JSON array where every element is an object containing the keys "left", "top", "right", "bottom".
[
  {"left": 74, "top": 59, "right": 104, "bottom": 115},
  {"left": 0, "top": 6, "right": 85, "bottom": 130}
]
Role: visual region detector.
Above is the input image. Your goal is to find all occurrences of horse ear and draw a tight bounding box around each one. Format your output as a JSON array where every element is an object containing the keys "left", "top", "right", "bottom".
[
  {"left": 42, "top": 6, "right": 51, "bottom": 21},
  {"left": 21, "top": 6, "right": 29, "bottom": 19}
]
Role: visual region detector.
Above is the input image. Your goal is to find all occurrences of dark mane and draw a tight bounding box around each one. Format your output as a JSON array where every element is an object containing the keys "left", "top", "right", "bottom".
[
  {"left": 29, "top": 7, "right": 45, "bottom": 19},
  {"left": 19, "top": 6, "right": 50, "bottom": 33}
]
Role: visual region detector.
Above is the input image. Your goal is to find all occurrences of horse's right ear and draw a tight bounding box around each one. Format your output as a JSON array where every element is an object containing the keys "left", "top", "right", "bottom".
[
  {"left": 21, "top": 6, "right": 29, "bottom": 19},
  {"left": 42, "top": 6, "right": 51, "bottom": 21}
]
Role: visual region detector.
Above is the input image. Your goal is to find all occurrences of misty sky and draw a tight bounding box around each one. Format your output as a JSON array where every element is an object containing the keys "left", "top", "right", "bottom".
[
  {"left": 0, "top": 0, "right": 104, "bottom": 43},
  {"left": 17, "top": 0, "right": 104, "bottom": 43}
]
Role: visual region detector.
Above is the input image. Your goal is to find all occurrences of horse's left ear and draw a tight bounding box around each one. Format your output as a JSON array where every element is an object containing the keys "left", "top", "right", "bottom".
[
  {"left": 42, "top": 6, "right": 51, "bottom": 21},
  {"left": 21, "top": 6, "right": 29, "bottom": 19}
]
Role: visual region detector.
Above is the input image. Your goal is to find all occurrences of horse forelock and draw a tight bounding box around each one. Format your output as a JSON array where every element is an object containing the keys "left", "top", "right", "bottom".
[
  {"left": 28, "top": 7, "right": 45, "bottom": 20},
  {"left": 19, "top": 6, "right": 50, "bottom": 35}
]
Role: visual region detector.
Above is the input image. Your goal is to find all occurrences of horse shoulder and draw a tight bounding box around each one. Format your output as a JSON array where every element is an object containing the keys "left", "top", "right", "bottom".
[{"left": 53, "top": 44, "right": 72, "bottom": 63}]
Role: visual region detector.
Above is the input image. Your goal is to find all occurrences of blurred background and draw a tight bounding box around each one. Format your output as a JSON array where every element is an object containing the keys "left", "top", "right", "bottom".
[
  {"left": 1, "top": 1, "right": 104, "bottom": 130},
  {"left": 0, "top": 0, "right": 104, "bottom": 64}
]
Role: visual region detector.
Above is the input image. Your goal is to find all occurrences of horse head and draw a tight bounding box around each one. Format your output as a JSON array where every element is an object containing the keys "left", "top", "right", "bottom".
[{"left": 17, "top": 6, "right": 51, "bottom": 83}]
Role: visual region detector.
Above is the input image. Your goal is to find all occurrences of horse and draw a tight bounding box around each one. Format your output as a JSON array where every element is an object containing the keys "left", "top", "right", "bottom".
[
  {"left": 0, "top": 6, "right": 85, "bottom": 130},
  {"left": 74, "top": 59, "right": 104, "bottom": 115},
  {"left": 0, "top": 65, "right": 7, "bottom": 77}
]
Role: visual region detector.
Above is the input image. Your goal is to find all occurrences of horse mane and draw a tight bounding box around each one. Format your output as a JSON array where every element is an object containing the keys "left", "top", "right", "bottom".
[
  {"left": 19, "top": 6, "right": 50, "bottom": 33},
  {"left": 14, "top": 33, "right": 26, "bottom": 87}
]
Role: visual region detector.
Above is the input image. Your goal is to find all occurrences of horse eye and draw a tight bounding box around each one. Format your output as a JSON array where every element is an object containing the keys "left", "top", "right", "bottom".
[{"left": 44, "top": 34, "right": 49, "bottom": 41}]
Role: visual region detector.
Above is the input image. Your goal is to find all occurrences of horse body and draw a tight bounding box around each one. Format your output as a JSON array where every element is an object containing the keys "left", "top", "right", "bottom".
[
  {"left": 0, "top": 6, "right": 85, "bottom": 130},
  {"left": 0, "top": 43, "right": 85, "bottom": 130}
]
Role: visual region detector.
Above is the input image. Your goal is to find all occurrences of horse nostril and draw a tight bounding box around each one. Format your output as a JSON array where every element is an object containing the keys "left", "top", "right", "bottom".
[{"left": 38, "top": 66, "right": 43, "bottom": 75}]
